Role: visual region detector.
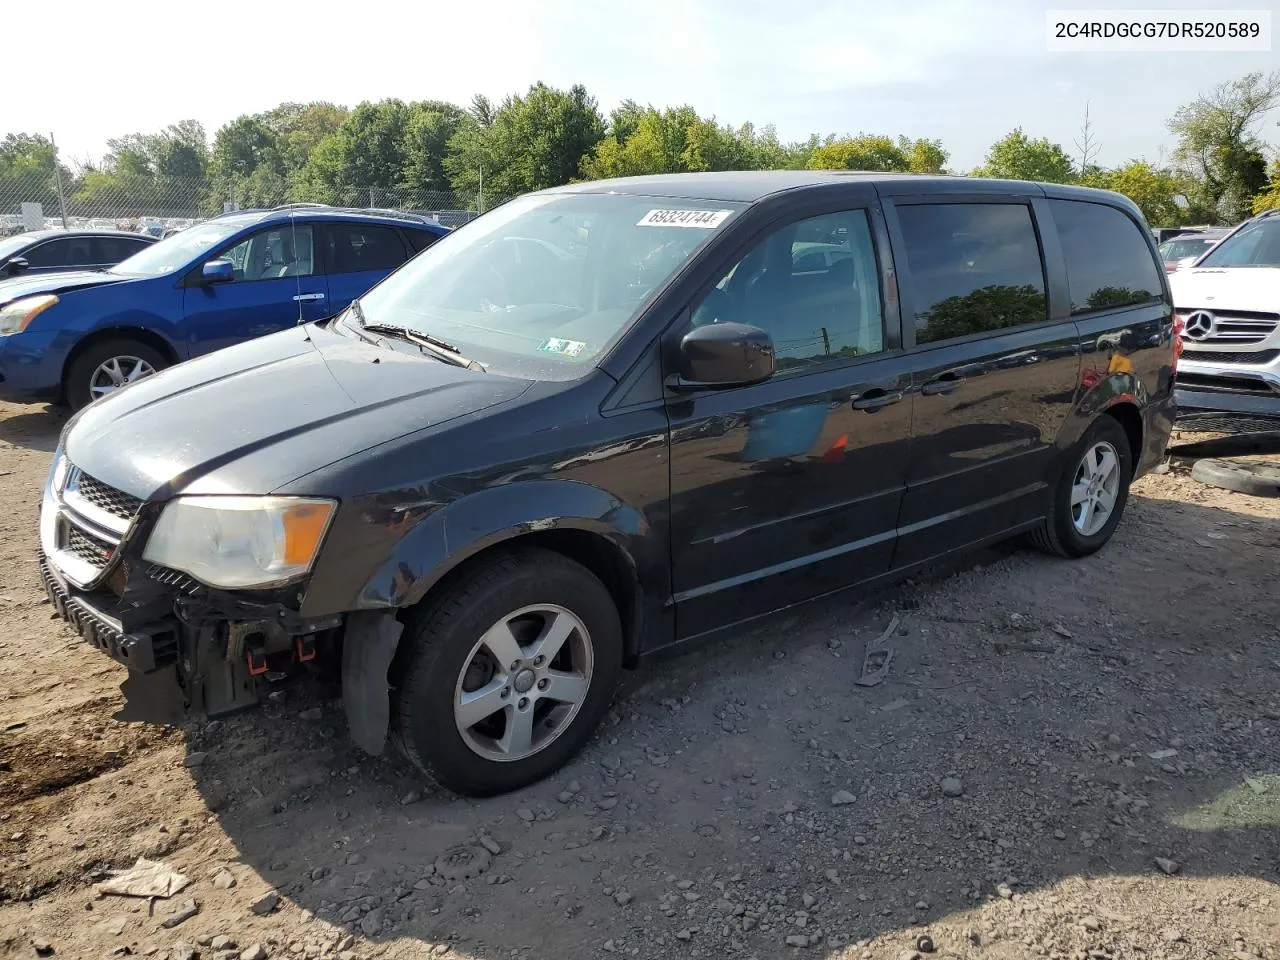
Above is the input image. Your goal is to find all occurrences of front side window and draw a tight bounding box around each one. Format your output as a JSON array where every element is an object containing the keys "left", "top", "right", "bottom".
[
  {"left": 354, "top": 193, "right": 745, "bottom": 380},
  {"left": 214, "top": 225, "right": 315, "bottom": 282},
  {"left": 25, "top": 237, "right": 92, "bottom": 268},
  {"left": 1197, "top": 217, "right": 1280, "bottom": 268},
  {"left": 896, "top": 202, "right": 1047, "bottom": 345},
  {"left": 1051, "top": 199, "right": 1163, "bottom": 314},
  {"left": 110, "top": 218, "right": 251, "bottom": 277},
  {"left": 689, "top": 210, "right": 884, "bottom": 370}
]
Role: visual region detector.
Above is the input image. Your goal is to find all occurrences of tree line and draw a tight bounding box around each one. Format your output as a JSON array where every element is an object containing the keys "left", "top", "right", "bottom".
[{"left": 3, "top": 70, "right": 1278, "bottom": 226}]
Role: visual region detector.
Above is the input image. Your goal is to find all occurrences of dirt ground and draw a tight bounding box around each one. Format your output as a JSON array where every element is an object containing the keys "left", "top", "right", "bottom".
[{"left": 1, "top": 400, "right": 1278, "bottom": 960}]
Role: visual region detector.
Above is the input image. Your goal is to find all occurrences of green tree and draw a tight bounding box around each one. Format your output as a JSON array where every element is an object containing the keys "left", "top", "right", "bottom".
[
  {"left": 402, "top": 101, "right": 466, "bottom": 193},
  {"left": 1252, "top": 158, "right": 1280, "bottom": 214},
  {"left": 899, "top": 136, "right": 948, "bottom": 174},
  {"left": 1169, "top": 70, "right": 1280, "bottom": 223},
  {"left": 294, "top": 99, "right": 415, "bottom": 202},
  {"left": 447, "top": 82, "right": 605, "bottom": 199},
  {"left": 1096, "top": 161, "right": 1183, "bottom": 226},
  {"left": 0, "top": 133, "right": 72, "bottom": 210},
  {"left": 978, "top": 128, "right": 1075, "bottom": 183},
  {"left": 807, "top": 134, "right": 908, "bottom": 172},
  {"left": 582, "top": 105, "right": 759, "bottom": 179}
]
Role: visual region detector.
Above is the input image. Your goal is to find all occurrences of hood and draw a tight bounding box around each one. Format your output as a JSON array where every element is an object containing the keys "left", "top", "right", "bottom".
[
  {"left": 63, "top": 322, "right": 533, "bottom": 499},
  {"left": 0, "top": 270, "right": 130, "bottom": 306},
  {"left": 1169, "top": 266, "right": 1280, "bottom": 313}
]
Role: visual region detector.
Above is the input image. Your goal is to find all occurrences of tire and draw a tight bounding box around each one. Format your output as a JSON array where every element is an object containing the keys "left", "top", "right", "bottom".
[
  {"left": 391, "top": 547, "right": 623, "bottom": 797},
  {"left": 1029, "top": 415, "right": 1133, "bottom": 558},
  {"left": 65, "top": 338, "right": 168, "bottom": 411},
  {"left": 1190, "top": 457, "right": 1280, "bottom": 498}
]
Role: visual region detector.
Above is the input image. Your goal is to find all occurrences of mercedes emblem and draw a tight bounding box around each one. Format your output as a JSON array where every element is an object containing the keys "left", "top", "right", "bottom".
[{"left": 1182, "top": 310, "right": 1215, "bottom": 341}]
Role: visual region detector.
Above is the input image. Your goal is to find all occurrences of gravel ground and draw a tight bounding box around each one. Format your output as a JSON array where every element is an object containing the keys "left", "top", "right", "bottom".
[{"left": 1, "top": 401, "right": 1278, "bottom": 960}]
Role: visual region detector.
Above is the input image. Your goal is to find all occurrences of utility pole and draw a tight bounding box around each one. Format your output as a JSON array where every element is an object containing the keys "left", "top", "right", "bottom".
[
  {"left": 478, "top": 165, "right": 484, "bottom": 216},
  {"left": 50, "top": 132, "right": 69, "bottom": 229}
]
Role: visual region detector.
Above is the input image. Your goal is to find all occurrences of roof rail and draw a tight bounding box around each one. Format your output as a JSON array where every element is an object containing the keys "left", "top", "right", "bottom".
[
  {"left": 1252, "top": 207, "right": 1280, "bottom": 221},
  {"left": 263, "top": 202, "right": 432, "bottom": 225}
]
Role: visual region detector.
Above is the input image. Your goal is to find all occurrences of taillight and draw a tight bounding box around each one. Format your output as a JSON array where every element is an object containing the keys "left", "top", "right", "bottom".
[{"left": 1171, "top": 313, "right": 1186, "bottom": 374}]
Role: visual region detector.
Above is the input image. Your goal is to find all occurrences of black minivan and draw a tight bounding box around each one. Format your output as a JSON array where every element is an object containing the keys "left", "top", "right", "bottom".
[{"left": 39, "top": 172, "right": 1176, "bottom": 795}]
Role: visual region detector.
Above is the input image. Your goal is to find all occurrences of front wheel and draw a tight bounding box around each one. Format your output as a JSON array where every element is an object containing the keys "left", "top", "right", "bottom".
[
  {"left": 1029, "top": 415, "right": 1133, "bottom": 558},
  {"left": 391, "top": 547, "right": 623, "bottom": 796},
  {"left": 65, "top": 338, "right": 168, "bottom": 411}
]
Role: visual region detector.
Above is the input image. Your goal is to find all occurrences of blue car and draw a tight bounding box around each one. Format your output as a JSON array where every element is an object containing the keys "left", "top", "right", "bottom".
[{"left": 0, "top": 205, "right": 448, "bottom": 409}]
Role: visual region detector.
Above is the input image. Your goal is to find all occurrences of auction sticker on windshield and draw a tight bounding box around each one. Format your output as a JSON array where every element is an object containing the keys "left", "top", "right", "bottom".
[
  {"left": 637, "top": 209, "right": 734, "bottom": 228},
  {"left": 539, "top": 337, "right": 587, "bottom": 358}
]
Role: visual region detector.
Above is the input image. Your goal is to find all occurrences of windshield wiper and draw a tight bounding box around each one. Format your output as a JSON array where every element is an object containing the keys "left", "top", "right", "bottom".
[{"left": 349, "top": 301, "right": 483, "bottom": 371}]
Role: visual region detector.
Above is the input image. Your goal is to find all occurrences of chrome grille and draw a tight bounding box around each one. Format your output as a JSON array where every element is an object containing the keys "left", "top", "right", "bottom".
[
  {"left": 1183, "top": 310, "right": 1280, "bottom": 345},
  {"left": 1182, "top": 348, "right": 1280, "bottom": 365},
  {"left": 42, "top": 460, "right": 141, "bottom": 588},
  {"left": 71, "top": 472, "right": 143, "bottom": 521},
  {"left": 64, "top": 525, "right": 116, "bottom": 566}
]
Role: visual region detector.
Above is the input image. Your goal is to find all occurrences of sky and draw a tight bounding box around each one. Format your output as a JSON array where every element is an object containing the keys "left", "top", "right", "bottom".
[{"left": 7, "top": 0, "right": 1277, "bottom": 173}]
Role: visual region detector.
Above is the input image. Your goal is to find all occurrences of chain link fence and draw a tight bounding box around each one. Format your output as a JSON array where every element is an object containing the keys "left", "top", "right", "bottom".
[{"left": 0, "top": 173, "right": 496, "bottom": 238}]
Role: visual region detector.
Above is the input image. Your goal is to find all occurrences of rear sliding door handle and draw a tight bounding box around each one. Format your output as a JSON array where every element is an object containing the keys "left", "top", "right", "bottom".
[
  {"left": 851, "top": 389, "right": 904, "bottom": 412},
  {"left": 293, "top": 292, "right": 326, "bottom": 302},
  {"left": 921, "top": 375, "right": 966, "bottom": 396}
]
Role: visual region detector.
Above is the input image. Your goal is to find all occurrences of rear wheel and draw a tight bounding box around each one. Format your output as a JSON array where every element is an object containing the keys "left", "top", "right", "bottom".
[
  {"left": 65, "top": 338, "right": 167, "bottom": 410},
  {"left": 1030, "top": 415, "right": 1133, "bottom": 558},
  {"left": 391, "top": 548, "right": 622, "bottom": 796}
]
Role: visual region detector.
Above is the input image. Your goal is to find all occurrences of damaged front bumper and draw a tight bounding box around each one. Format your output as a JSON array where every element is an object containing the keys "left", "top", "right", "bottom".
[
  {"left": 38, "top": 458, "right": 403, "bottom": 753},
  {"left": 38, "top": 546, "right": 344, "bottom": 722}
]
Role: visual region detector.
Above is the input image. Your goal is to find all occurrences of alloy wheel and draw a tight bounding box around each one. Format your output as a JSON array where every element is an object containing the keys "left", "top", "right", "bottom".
[
  {"left": 1070, "top": 440, "right": 1121, "bottom": 536},
  {"left": 452, "top": 603, "right": 594, "bottom": 762}
]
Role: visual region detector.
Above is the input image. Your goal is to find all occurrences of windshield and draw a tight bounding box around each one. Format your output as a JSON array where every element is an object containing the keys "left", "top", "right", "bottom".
[
  {"left": 1196, "top": 218, "right": 1280, "bottom": 268},
  {"left": 0, "top": 234, "right": 37, "bottom": 262},
  {"left": 1158, "top": 236, "right": 1218, "bottom": 261},
  {"left": 354, "top": 192, "right": 745, "bottom": 380},
  {"left": 108, "top": 218, "right": 250, "bottom": 277}
]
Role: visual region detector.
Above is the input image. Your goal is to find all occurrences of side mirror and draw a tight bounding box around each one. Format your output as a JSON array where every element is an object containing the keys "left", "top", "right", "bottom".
[
  {"left": 201, "top": 259, "right": 235, "bottom": 284},
  {"left": 6, "top": 257, "right": 30, "bottom": 277},
  {"left": 670, "top": 322, "right": 776, "bottom": 390}
]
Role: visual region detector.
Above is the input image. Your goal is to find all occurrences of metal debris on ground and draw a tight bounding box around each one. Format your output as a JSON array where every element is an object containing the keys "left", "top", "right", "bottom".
[
  {"left": 855, "top": 615, "right": 900, "bottom": 687},
  {"left": 96, "top": 857, "right": 191, "bottom": 899}
]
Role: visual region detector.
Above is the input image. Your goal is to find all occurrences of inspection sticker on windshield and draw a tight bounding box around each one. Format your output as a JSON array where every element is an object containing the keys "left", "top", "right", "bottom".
[
  {"left": 539, "top": 337, "right": 587, "bottom": 358},
  {"left": 637, "top": 208, "right": 734, "bottom": 229}
]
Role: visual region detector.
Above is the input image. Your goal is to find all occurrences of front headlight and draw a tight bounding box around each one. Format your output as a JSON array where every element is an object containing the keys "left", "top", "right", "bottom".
[
  {"left": 142, "top": 496, "right": 336, "bottom": 589},
  {"left": 48, "top": 446, "right": 69, "bottom": 494},
  {"left": 0, "top": 295, "right": 59, "bottom": 336}
]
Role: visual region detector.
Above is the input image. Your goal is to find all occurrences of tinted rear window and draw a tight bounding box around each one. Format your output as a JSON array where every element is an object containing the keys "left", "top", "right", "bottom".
[
  {"left": 1050, "top": 199, "right": 1163, "bottom": 314},
  {"left": 323, "top": 224, "right": 409, "bottom": 274},
  {"left": 406, "top": 228, "right": 441, "bottom": 253},
  {"left": 896, "top": 202, "right": 1047, "bottom": 344}
]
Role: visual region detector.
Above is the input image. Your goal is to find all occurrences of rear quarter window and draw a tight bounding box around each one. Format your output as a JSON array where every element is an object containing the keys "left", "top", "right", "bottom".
[
  {"left": 406, "top": 228, "right": 442, "bottom": 253},
  {"left": 1050, "top": 199, "right": 1163, "bottom": 314}
]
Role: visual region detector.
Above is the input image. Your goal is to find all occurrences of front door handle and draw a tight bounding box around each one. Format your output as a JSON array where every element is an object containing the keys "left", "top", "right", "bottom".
[
  {"left": 293, "top": 293, "right": 326, "bottom": 302},
  {"left": 851, "top": 389, "right": 904, "bottom": 412},
  {"left": 921, "top": 375, "right": 966, "bottom": 396}
]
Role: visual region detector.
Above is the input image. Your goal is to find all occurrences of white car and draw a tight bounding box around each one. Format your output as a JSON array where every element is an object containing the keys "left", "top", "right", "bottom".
[{"left": 1168, "top": 210, "right": 1280, "bottom": 430}]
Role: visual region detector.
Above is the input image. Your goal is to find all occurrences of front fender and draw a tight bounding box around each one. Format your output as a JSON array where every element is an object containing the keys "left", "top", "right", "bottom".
[{"left": 301, "top": 479, "right": 655, "bottom": 617}]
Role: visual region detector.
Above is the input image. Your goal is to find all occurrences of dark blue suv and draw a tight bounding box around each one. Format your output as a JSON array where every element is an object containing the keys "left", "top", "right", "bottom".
[{"left": 0, "top": 205, "right": 448, "bottom": 409}]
